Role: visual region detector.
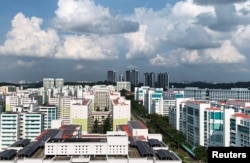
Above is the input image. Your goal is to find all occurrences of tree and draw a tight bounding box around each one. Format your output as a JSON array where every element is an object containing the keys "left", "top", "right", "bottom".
[
  {"left": 120, "top": 89, "right": 127, "bottom": 97},
  {"left": 173, "top": 131, "right": 185, "bottom": 150},
  {"left": 92, "top": 119, "right": 99, "bottom": 133},
  {"left": 104, "top": 106, "right": 109, "bottom": 111},
  {"left": 194, "top": 145, "right": 208, "bottom": 163},
  {"left": 103, "top": 116, "right": 111, "bottom": 133}
]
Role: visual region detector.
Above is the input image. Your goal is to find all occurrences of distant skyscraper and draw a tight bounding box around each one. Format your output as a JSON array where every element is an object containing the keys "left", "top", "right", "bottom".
[
  {"left": 157, "top": 72, "right": 169, "bottom": 89},
  {"left": 119, "top": 74, "right": 124, "bottom": 81},
  {"left": 43, "top": 78, "right": 54, "bottom": 89},
  {"left": 125, "top": 70, "right": 131, "bottom": 82},
  {"left": 107, "top": 70, "right": 116, "bottom": 82},
  {"left": 55, "top": 78, "right": 64, "bottom": 88},
  {"left": 125, "top": 69, "right": 139, "bottom": 86},
  {"left": 144, "top": 72, "right": 155, "bottom": 87}
]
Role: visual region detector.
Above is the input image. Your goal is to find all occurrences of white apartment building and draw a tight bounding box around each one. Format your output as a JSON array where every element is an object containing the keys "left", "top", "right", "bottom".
[
  {"left": 134, "top": 86, "right": 150, "bottom": 104},
  {"left": 55, "top": 78, "right": 64, "bottom": 88},
  {"left": 0, "top": 112, "right": 44, "bottom": 151},
  {"left": 70, "top": 99, "right": 92, "bottom": 134},
  {"left": 22, "top": 112, "right": 44, "bottom": 139},
  {"left": 230, "top": 113, "right": 250, "bottom": 147},
  {"left": 5, "top": 93, "right": 37, "bottom": 112},
  {"left": 49, "top": 96, "right": 71, "bottom": 125},
  {"left": 112, "top": 96, "right": 131, "bottom": 131},
  {"left": 134, "top": 87, "right": 175, "bottom": 116},
  {"left": 0, "top": 113, "right": 19, "bottom": 150},
  {"left": 169, "top": 98, "right": 250, "bottom": 148},
  {"left": 38, "top": 105, "right": 57, "bottom": 129},
  {"left": 43, "top": 78, "right": 55, "bottom": 89},
  {"left": 116, "top": 81, "right": 131, "bottom": 91},
  {"left": 173, "top": 87, "right": 250, "bottom": 101}
]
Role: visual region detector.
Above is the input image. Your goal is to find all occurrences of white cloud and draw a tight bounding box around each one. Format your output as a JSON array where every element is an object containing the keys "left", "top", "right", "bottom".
[
  {"left": 203, "top": 40, "right": 246, "bottom": 63},
  {"left": 75, "top": 64, "right": 85, "bottom": 70},
  {"left": 150, "top": 54, "right": 179, "bottom": 67},
  {"left": 53, "top": 0, "right": 139, "bottom": 34},
  {"left": 55, "top": 34, "right": 119, "bottom": 60},
  {"left": 124, "top": 25, "right": 155, "bottom": 59},
  {"left": 0, "top": 12, "right": 59, "bottom": 57}
]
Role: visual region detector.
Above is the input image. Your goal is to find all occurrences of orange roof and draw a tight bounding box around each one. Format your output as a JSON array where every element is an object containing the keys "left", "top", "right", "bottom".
[
  {"left": 206, "top": 107, "right": 220, "bottom": 111},
  {"left": 232, "top": 113, "right": 250, "bottom": 119},
  {"left": 118, "top": 124, "right": 132, "bottom": 136},
  {"left": 82, "top": 99, "right": 90, "bottom": 105},
  {"left": 35, "top": 129, "right": 49, "bottom": 140}
]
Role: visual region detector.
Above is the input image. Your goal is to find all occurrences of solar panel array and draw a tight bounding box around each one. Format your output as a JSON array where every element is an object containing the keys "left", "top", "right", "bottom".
[
  {"left": 18, "top": 141, "right": 43, "bottom": 158},
  {"left": 0, "top": 149, "right": 17, "bottom": 160},
  {"left": 156, "top": 149, "right": 175, "bottom": 160},
  {"left": 11, "top": 139, "right": 30, "bottom": 147},
  {"left": 129, "top": 121, "right": 143, "bottom": 129},
  {"left": 136, "top": 141, "right": 154, "bottom": 157},
  {"left": 148, "top": 139, "right": 161, "bottom": 147}
]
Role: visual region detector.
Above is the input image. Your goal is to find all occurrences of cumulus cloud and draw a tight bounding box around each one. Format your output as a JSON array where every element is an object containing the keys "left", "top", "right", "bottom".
[
  {"left": 150, "top": 54, "right": 179, "bottom": 67},
  {"left": 124, "top": 25, "right": 155, "bottom": 59},
  {"left": 203, "top": 40, "right": 246, "bottom": 63},
  {"left": 149, "top": 40, "right": 246, "bottom": 67},
  {"left": 193, "top": 0, "right": 247, "bottom": 5},
  {"left": 55, "top": 35, "right": 119, "bottom": 60},
  {"left": 53, "top": 0, "right": 139, "bottom": 34},
  {"left": 0, "top": 12, "right": 59, "bottom": 57},
  {"left": 196, "top": 4, "right": 249, "bottom": 32}
]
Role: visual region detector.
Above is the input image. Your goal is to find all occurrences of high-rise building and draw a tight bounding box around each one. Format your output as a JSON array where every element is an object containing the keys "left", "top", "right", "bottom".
[
  {"left": 157, "top": 72, "right": 169, "bottom": 89},
  {"left": 55, "top": 78, "right": 64, "bottom": 87},
  {"left": 126, "top": 69, "right": 139, "bottom": 86},
  {"left": 125, "top": 70, "right": 131, "bottom": 82},
  {"left": 107, "top": 70, "right": 116, "bottom": 82},
  {"left": 43, "top": 78, "right": 55, "bottom": 89},
  {"left": 144, "top": 72, "right": 155, "bottom": 87},
  {"left": 119, "top": 74, "right": 124, "bottom": 81}
]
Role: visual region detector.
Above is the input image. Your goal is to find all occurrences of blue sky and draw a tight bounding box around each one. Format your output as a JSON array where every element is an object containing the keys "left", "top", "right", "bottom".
[{"left": 0, "top": 0, "right": 250, "bottom": 83}]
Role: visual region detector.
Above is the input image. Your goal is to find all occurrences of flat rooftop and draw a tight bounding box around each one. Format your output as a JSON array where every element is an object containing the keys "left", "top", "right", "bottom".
[
  {"left": 0, "top": 139, "right": 179, "bottom": 161},
  {"left": 47, "top": 138, "right": 107, "bottom": 143}
]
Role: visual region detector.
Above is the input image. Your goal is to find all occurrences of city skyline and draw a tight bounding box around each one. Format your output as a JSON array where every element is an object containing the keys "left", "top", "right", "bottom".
[{"left": 1, "top": 0, "right": 250, "bottom": 83}]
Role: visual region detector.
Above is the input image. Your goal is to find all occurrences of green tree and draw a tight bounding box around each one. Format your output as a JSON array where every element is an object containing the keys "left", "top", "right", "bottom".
[
  {"left": 173, "top": 130, "right": 185, "bottom": 149},
  {"left": 103, "top": 116, "right": 111, "bottom": 133},
  {"left": 92, "top": 119, "right": 99, "bottom": 133},
  {"left": 120, "top": 89, "right": 127, "bottom": 97},
  {"left": 194, "top": 145, "right": 208, "bottom": 163}
]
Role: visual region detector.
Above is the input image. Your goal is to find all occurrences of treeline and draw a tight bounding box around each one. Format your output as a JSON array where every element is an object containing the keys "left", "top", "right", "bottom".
[{"left": 2, "top": 81, "right": 250, "bottom": 90}]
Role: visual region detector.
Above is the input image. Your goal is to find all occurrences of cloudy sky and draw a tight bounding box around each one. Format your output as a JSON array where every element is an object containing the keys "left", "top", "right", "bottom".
[{"left": 1, "top": 0, "right": 250, "bottom": 83}]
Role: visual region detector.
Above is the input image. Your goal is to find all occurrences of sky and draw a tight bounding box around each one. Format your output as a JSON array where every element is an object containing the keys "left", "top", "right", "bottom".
[{"left": 1, "top": 0, "right": 250, "bottom": 83}]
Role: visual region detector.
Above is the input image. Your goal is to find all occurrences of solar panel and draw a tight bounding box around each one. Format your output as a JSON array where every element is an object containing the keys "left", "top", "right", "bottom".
[
  {"left": 129, "top": 121, "right": 142, "bottom": 129},
  {"left": 19, "top": 139, "right": 31, "bottom": 146},
  {"left": 148, "top": 139, "right": 161, "bottom": 147},
  {"left": 136, "top": 141, "right": 154, "bottom": 157},
  {"left": 157, "top": 149, "right": 175, "bottom": 160},
  {"left": 18, "top": 141, "right": 41, "bottom": 157},
  {"left": 0, "top": 149, "right": 17, "bottom": 160}
]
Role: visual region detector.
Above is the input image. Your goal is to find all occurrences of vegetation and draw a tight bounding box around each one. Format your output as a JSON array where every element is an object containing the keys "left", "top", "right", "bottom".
[
  {"left": 194, "top": 146, "right": 208, "bottom": 163},
  {"left": 103, "top": 116, "right": 111, "bottom": 134},
  {"left": 92, "top": 119, "right": 99, "bottom": 133}
]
